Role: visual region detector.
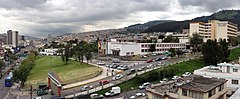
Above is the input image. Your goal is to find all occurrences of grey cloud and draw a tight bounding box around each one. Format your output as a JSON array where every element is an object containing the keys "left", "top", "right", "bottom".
[
  {"left": 0, "top": 0, "right": 47, "bottom": 10},
  {"left": 178, "top": 0, "right": 240, "bottom": 12}
]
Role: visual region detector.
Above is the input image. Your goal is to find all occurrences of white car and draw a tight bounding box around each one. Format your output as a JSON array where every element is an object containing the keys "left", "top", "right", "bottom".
[
  {"left": 34, "top": 97, "right": 44, "bottom": 99},
  {"left": 80, "top": 85, "right": 93, "bottom": 91},
  {"left": 112, "top": 74, "right": 123, "bottom": 80},
  {"left": 139, "top": 82, "right": 151, "bottom": 89},
  {"left": 182, "top": 72, "right": 191, "bottom": 77},
  {"left": 136, "top": 93, "right": 146, "bottom": 97},
  {"left": 172, "top": 76, "right": 180, "bottom": 80},
  {"left": 130, "top": 95, "right": 136, "bottom": 99},
  {"left": 97, "top": 61, "right": 105, "bottom": 65}
]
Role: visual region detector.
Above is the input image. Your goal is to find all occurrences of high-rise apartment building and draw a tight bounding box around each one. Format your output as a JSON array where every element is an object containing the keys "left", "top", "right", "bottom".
[
  {"left": 7, "top": 30, "right": 19, "bottom": 47},
  {"left": 190, "top": 20, "right": 238, "bottom": 42}
]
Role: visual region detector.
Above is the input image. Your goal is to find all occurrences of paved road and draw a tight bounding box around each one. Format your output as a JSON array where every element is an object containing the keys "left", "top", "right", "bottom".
[
  {"left": 63, "top": 54, "right": 197, "bottom": 98},
  {"left": 0, "top": 74, "right": 11, "bottom": 99},
  {"left": 8, "top": 54, "right": 196, "bottom": 99}
]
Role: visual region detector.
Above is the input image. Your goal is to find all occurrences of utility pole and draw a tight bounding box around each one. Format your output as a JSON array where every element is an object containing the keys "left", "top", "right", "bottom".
[{"left": 30, "top": 85, "right": 33, "bottom": 99}]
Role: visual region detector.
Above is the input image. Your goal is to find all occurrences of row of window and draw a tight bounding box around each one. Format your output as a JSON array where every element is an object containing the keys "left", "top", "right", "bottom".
[
  {"left": 232, "top": 79, "right": 238, "bottom": 85},
  {"left": 141, "top": 44, "right": 185, "bottom": 48},
  {"left": 141, "top": 48, "right": 185, "bottom": 52},
  {"left": 126, "top": 52, "right": 134, "bottom": 55}
]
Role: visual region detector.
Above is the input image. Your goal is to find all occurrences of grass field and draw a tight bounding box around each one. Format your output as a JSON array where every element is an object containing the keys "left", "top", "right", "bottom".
[{"left": 25, "top": 56, "right": 102, "bottom": 88}]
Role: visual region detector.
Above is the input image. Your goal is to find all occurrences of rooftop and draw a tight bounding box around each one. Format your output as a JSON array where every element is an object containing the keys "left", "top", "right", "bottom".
[
  {"left": 146, "top": 75, "right": 227, "bottom": 97},
  {"left": 180, "top": 75, "right": 227, "bottom": 92}
]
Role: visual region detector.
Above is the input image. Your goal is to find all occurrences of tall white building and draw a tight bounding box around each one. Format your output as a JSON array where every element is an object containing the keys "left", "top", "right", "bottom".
[
  {"left": 190, "top": 20, "right": 238, "bottom": 42},
  {"left": 7, "top": 30, "right": 19, "bottom": 47}
]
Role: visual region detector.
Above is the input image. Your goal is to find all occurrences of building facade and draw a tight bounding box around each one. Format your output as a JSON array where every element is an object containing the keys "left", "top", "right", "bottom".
[
  {"left": 7, "top": 30, "right": 19, "bottom": 47},
  {"left": 100, "top": 39, "right": 186, "bottom": 56},
  {"left": 190, "top": 20, "right": 238, "bottom": 42},
  {"left": 194, "top": 62, "right": 240, "bottom": 90},
  {"left": 146, "top": 75, "right": 227, "bottom": 99}
]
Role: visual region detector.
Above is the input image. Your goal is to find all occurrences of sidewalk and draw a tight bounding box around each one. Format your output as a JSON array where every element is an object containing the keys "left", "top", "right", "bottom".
[{"left": 62, "top": 60, "right": 109, "bottom": 89}]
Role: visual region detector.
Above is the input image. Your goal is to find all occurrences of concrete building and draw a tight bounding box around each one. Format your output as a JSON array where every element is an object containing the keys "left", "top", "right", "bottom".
[
  {"left": 173, "top": 29, "right": 190, "bottom": 44},
  {"left": 190, "top": 20, "right": 238, "bottom": 42},
  {"left": 194, "top": 62, "right": 240, "bottom": 90},
  {"left": 7, "top": 30, "right": 19, "bottom": 47},
  {"left": 146, "top": 75, "right": 227, "bottom": 99},
  {"left": 100, "top": 39, "right": 186, "bottom": 56}
]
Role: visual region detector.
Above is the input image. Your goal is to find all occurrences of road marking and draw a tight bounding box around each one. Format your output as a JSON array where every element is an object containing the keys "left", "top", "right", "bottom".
[{"left": 3, "top": 92, "right": 10, "bottom": 99}]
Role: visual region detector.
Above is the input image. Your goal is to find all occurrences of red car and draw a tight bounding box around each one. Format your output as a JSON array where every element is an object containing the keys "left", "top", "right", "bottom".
[
  {"left": 99, "top": 80, "right": 110, "bottom": 85},
  {"left": 146, "top": 59, "right": 154, "bottom": 63}
]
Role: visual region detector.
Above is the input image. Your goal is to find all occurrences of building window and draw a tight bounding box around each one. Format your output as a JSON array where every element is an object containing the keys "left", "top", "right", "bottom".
[
  {"left": 219, "top": 84, "right": 224, "bottom": 92},
  {"left": 131, "top": 52, "right": 134, "bottom": 55},
  {"left": 208, "top": 88, "right": 216, "bottom": 98},
  {"left": 182, "top": 89, "right": 187, "bottom": 96},
  {"left": 233, "top": 69, "right": 238, "bottom": 72},
  {"left": 232, "top": 80, "right": 239, "bottom": 85},
  {"left": 189, "top": 90, "right": 203, "bottom": 99},
  {"left": 141, "top": 49, "right": 144, "bottom": 52},
  {"left": 141, "top": 45, "right": 144, "bottom": 47}
]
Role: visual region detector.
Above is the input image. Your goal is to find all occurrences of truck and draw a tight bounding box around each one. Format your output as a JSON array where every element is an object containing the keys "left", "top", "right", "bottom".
[{"left": 104, "top": 86, "right": 121, "bottom": 97}]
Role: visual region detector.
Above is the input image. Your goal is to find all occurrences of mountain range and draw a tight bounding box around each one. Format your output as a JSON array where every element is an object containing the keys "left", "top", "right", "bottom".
[{"left": 142, "top": 10, "right": 240, "bottom": 33}]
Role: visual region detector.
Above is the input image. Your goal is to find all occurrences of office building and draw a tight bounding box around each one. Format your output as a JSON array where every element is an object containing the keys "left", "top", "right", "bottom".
[
  {"left": 7, "top": 30, "right": 19, "bottom": 47},
  {"left": 190, "top": 20, "right": 238, "bottom": 42},
  {"left": 99, "top": 38, "right": 186, "bottom": 56}
]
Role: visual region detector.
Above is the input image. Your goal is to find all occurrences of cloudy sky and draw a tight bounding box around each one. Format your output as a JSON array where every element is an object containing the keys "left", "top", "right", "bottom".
[{"left": 0, "top": 0, "right": 239, "bottom": 37}]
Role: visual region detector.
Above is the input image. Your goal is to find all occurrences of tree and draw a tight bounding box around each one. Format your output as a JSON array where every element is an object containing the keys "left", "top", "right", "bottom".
[
  {"left": 201, "top": 39, "right": 228, "bottom": 65},
  {"left": 219, "top": 39, "right": 230, "bottom": 62},
  {"left": 149, "top": 44, "right": 156, "bottom": 53},
  {"left": 190, "top": 33, "right": 203, "bottom": 52},
  {"left": 158, "top": 35, "right": 165, "bottom": 39},
  {"left": 176, "top": 50, "right": 184, "bottom": 57},
  {"left": 169, "top": 48, "right": 176, "bottom": 58}
]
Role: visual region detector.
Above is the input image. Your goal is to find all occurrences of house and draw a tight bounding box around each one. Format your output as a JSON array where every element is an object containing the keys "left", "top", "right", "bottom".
[{"left": 146, "top": 75, "right": 227, "bottom": 99}]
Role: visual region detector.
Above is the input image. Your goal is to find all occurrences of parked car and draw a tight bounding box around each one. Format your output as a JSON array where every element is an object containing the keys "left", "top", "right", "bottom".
[
  {"left": 182, "top": 72, "right": 191, "bottom": 77},
  {"left": 80, "top": 85, "right": 93, "bottom": 91},
  {"left": 130, "top": 95, "right": 136, "bottom": 99},
  {"left": 139, "top": 82, "right": 151, "bottom": 89},
  {"left": 112, "top": 59, "right": 121, "bottom": 63},
  {"left": 138, "top": 67, "right": 143, "bottom": 71},
  {"left": 136, "top": 93, "right": 146, "bottom": 97},
  {"left": 146, "top": 59, "right": 154, "bottom": 63},
  {"left": 146, "top": 64, "right": 153, "bottom": 69},
  {"left": 90, "top": 93, "right": 104, "bottom": 99},
  {"left": 36, "top": 89, "right": 48, "bottom": 96},
  {"left": 99, "top": 80, "right": 110, "bottom": 85},
  {"left": 34, "top": 97, "right": 44, "bottom": 99},
  {"left": 161, "top": 56, "right": 168, "bottom": 60},
  {"left": 155, "top": 57, "right": 162, "bottom": 61},
  {"left": 127, "top": 69, "right": 136, "bottom": 75},
  {"left": 97, "top": 61, "right": 106, "bottom": 65},
  {"left": 120, "top": 65, "right": 129, "bottom": 70},
  {"left": 172, "top": 76, "right": 180, "bottom": 80},
  {"left": 112, "top": 74, "right": 123, "bottom": 80}
]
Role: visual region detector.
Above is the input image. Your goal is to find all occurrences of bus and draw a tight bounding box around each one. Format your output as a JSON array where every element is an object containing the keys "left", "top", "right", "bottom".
[{"left": 5, "top": 72, "right": 13, "bottom": 87}]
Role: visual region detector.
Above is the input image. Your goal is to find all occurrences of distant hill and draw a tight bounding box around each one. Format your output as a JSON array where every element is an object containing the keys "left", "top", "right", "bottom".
[
  {"left": 125, "top": 20, "right": 174, "bottom": 33},
  {"left": 144, "top": 10, "right": 240, "bottom": 33}
]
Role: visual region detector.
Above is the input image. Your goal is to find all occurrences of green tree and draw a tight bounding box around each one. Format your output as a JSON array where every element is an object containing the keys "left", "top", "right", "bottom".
[
  {"left": 169, "top": 48, "right": 176, "bottom": 58},
  {"left": 190, "top": 33, "right": 203, "bottom": 52},
  {"left": 219, "top": 39, "right": 230, "bottom": 62},
  {"left": 202, "top": 40, "right": 226, "bottom": 65},
  {"left": 176, "top": 50, "right": 184, "bottom": 57},
  {"left": 149, "top": 44, "right": 156, "bottom": 53}
]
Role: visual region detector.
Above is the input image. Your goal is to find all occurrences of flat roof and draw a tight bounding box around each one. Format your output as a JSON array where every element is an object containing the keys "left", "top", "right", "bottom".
[{"left": 180, "top": 75, "right": 227, "bottom": 92}]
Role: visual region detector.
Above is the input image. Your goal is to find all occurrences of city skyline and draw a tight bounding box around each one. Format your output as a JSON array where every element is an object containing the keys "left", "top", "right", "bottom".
[{"left": 0, "top": 0, "right": 240, "bottom": 37}]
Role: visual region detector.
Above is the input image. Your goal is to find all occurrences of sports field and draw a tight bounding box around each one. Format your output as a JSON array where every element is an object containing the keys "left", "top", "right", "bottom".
[{"left": 25, "top": 56, "right": 102, "bottom": 88}]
